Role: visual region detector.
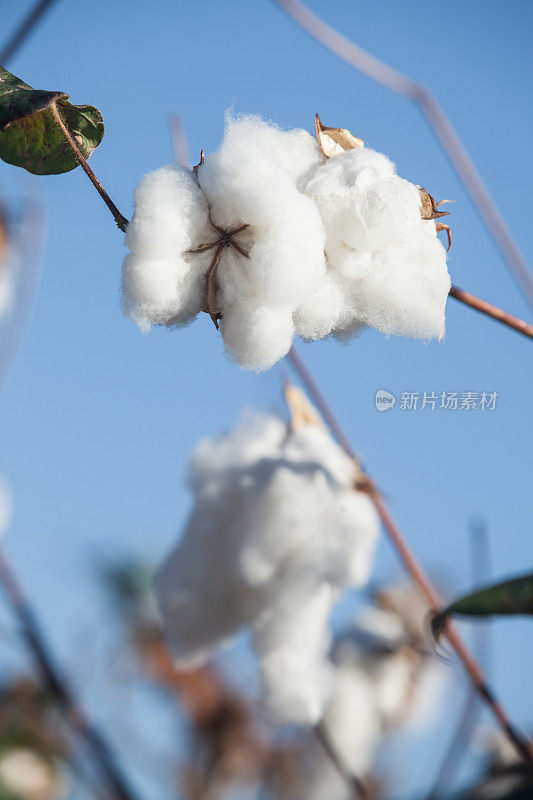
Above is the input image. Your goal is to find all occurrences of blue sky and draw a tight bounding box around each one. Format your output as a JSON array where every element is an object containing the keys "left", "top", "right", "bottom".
[{"left": 0, "top": 0, "right": 532, "bottom": 796}]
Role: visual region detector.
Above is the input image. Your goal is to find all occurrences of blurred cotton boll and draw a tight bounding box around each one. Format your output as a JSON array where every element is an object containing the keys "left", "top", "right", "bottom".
[
  {"left": 155, "top": 410, "right": 380, "bottom": 724},
  {"left": 303, "top": 597, "right": 448, "bottom": 797}
]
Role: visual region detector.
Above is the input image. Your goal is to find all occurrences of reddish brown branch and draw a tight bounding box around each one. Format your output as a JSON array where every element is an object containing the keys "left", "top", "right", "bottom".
[
  {"left": 450, "top": 285, "right": 533, "bottom": 340},
  {"left": 270, "top": 0, "right": 533, "bottom": 310},
  {"left": 50, "top": 102, "right": 129, "bottom": 232},
  {"left": 286, "top": 346, "right": 533, "bottom": 765}
]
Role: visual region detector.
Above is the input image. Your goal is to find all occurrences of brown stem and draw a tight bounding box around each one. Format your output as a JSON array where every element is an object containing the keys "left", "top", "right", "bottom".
[
  {"left": 50, "top": 101, "right": 129, "bottom": 232},
  {"left": 286, "top": 346, "right": 533, "bottom": 765},
  {"left": 450, "top": 285, "right": 533, "bottom": 340},
  {"left": 269, "top": 0, "right": 533, "bottom": 310},
  {"left": 314, "top": 723, "right": 368, "bottom": 800},
  {"left": 0, "top": 545, "right": 143, "bottom": 800}
]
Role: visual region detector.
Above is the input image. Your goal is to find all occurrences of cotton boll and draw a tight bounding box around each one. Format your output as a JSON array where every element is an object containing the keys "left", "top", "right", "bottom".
[
  {"left": 155, "top": 411, "right": 380, "bottom": 723},
  {"left": 122, "top": 113, "right": 451, "bottom": 369}
]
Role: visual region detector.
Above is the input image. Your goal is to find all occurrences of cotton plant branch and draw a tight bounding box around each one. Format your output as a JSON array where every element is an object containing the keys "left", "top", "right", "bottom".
[
  {"left": 49, "top": 101, "right": 129, "bottom": 232},
  {"left": 0, "top": 0, "right": 61, "bottom": 65},
  {"left": 269, "top": 0, "right": 533, "bottom": 312},
  {"left": 286, "top": 345, "right": 533, "bottom": 765},
  {"left": 0, "top": 545, "right": 144, "bottom": 800},
  {"left": 449, "top": 285, "right": 533, "bottom": 340}
]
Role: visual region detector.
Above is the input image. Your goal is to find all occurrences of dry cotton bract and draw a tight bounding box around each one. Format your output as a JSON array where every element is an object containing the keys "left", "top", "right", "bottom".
[
  {"left": 155, "top": 410, "right": 379, "bottom": 724},
  {"left": 122, "top": 114, "right": 451, "bottom": 370}
]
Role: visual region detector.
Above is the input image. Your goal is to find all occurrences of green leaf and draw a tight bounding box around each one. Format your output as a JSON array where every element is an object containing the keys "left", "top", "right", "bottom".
[
  {"left": 431, "top": 572, "right": 533, "bottom": 641},
  {"left": 0, "top": 66, "right": 104, "bottom": 175}
]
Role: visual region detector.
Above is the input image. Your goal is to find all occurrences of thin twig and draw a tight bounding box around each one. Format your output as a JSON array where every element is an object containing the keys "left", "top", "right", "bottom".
[
  {"left": 286, "top": 346, "right": 533, "bottom": 765},
  {"left": 50, "top": 101, "right": 129, "bottom": 232},
  {"left": 314, "top": 723, "right": 368, "bottom": 800},
  {"left": 0, "top": 0, "right": 60, "bottom": 65},
  {"left": 0, "top": 545, "right": 143, "bottom": 800},
  {"left": 449, "top": 285, "right": 533, "bottom": 340},
  {"left": 269, "top": 0, "right": 533, "bottom": 311}
]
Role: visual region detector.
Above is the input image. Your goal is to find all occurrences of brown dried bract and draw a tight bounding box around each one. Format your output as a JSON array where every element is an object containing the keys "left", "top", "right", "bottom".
[
  {"left": 418, "top": 186, "right": 452, "bottom": 251},
  {"left": 193, "top": 149, "right": 205, "bottom": 178},
  {"left": 188, "top": 211, "right": 250, "bottom": 329},
  {"left": 284, "top": 383, "right": 324, "bottom": 432},
  {"left": 315, "top": 113, "right": 364, "bottom": 158}
]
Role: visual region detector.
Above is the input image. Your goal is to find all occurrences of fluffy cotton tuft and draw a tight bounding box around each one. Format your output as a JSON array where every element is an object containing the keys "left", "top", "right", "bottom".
[
  {"left": 302, "top": 147, "right": 451, "bottom": 341},
  {"left": 155, "top": 411, "right": 379, "bottom": 724},
  {"left": 122, "top": 114, "right": 450, "bottom": 369}
]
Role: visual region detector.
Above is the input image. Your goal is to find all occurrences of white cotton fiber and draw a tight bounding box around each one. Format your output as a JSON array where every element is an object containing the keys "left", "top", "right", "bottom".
[
  {"left": 302, "top": 147, "right": 451, "bottom": 341},
  {"left": 122, "top": 115, "right": 326, "bottom": 370},
  {"left": 122, "top": 114, "right": 451, "bottom": 369},
  {"left": 122, "top": 165, "right": 212, "bottom": 330},
  {"left": 155, "top": 410, "right": 380, "bottom": 724}
]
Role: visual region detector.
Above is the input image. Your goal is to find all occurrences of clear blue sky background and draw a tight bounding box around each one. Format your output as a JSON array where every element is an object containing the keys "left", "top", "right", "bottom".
[{"left": 0, "top": 0, "right": 532, "bottom": 797}]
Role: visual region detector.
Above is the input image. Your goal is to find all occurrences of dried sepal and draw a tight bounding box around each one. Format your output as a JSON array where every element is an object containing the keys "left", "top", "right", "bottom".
[
  {"left": 284, "top": 383, "right": 324, "bottom": 432},
  {"left": 188, "top": 212, "right": 250, "bottom": 330},
  {"left": 315, "top": 113, "right": 364, "bottom": 159},
  {"left": 418, "top": 187, "right": 449, "bottom": 221},
  {"left": 436, "top": 222, "right": 452, "bottom": 252},
  {"left": 418, "top": 186, "right": 453, "bottom": 251},
  {"left": 192, "top": 149, "right": 205, "bottom": 177}
]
